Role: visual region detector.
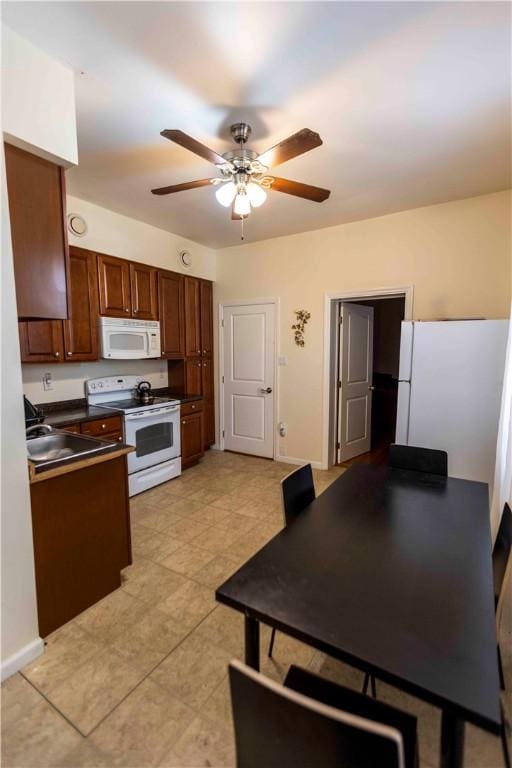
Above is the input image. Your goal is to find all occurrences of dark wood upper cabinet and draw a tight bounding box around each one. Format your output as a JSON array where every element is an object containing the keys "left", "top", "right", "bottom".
[
  {"left": 63, "top": 247, "right": 99, "bottom": 361},
  {"left": 200, "top": 280, "right": 213, "bottom": 357},
  {"left": 5, "top": 143, "right": 69, "bottom": 320},
  {"left": 159, "top": 270, "right": 185, "bottom": 359},
  {"left": 19, "top": 320, "right": 64, "bottom": 363},
  {"left": 130, "top": 263, "right": 158, "bottom": 320},
  {"left": 97, "top": 253, "right": 131, "bottom": 317},
  {"left": 184, "top": 276, "right": 201, "bottom": 357}
]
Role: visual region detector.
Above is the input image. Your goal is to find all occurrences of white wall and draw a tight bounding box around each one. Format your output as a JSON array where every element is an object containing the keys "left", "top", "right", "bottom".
[
  {"left": 215, "top": 191, "right": 511, "bottom": 466},
  {"left": 1, "top": 148, "right": 43, "bottom": 679},
  {"left": 2, "top": 26, "right": 78, "bottom": 166},
  {"left": 1, "top": 26, "right": 78, "bottom": 679},
  {"left": 66, "top": 195, "right": 216, "bottom": 279},
  {"left": 23, "top": 359, "right": 168, "bottom": 406}
]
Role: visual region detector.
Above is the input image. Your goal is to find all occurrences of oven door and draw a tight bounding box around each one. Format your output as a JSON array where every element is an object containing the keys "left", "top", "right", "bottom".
[{"left": 124, "top": 406, "right": 180, "bottom": 473}]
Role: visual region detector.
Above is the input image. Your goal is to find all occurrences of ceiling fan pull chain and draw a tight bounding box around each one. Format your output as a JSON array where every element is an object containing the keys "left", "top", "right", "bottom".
[{"left": 241, "top": 216, "right": 245, "bottom": 241}]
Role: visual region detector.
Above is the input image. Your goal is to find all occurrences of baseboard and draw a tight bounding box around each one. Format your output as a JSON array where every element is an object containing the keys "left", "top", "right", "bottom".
[
  {"left": 275, "top": 455, "right": 325, "bottom": 470},
  {"left": 211, "top": 443, "right": 223, "bottom": 451},
  {"left": 1, "top": 637, "right": 44, "bottom": 682}
]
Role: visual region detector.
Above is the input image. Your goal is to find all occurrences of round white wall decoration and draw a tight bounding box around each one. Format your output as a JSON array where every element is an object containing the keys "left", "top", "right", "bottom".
[
  {"left": 179, "top": 250, "right": 192, "bottom": 269},
  {"left": 67, "top": 213, "right": 88, "bottom": 237}
]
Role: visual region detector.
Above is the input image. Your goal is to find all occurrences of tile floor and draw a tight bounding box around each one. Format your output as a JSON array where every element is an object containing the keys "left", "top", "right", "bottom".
[{"left": 2, "top": 449, "right": 511, "bottom": 767}]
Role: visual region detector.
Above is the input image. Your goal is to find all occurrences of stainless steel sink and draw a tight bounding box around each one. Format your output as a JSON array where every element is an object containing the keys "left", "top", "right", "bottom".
[{"left": 27, "top": 431, "right": 117, "bottom": 467}]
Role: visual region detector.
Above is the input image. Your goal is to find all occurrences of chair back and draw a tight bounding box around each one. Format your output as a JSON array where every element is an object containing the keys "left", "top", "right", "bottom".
[
  {"left": 494, "top": 502, "right": 512, "bottom": 632},
  {"left": 229, "top": 660, "right": 405, "bottom": 768},
  {"left": 389, "top": 444, "right": 448, "bottom": 476},
  {"left": 281, "top": 463, "right": 315, "bottom": 526}
]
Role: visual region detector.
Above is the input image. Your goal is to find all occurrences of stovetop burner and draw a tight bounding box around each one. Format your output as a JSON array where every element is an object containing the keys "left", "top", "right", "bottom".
[{"left": 95, "top": 396, "right": 176, "bottom": 412}]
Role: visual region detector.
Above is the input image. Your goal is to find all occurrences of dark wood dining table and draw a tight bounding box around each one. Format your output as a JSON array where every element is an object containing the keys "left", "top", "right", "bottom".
[{"left": 216, "top": 464, "right": 502, "bottom": 768}]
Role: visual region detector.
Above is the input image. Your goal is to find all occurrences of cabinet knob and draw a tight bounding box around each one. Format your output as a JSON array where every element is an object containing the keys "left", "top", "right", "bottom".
[
  {"left": 54, "top": 352, "right": 60, "bottom": 358},
  {"left": 203, "top": 349, "right": 207, "bottom": 354},
  {"left": 182, "top": 420, "right": 186, "bottom": 425},
  {"left": 118, "top": 436, "right": 122, "bottom": 441},
  {"left": 102, "top": 424, "right": 106, "bottom": 429},
  {"left": 125, "top": 308, "right": 130, "bottom": 313},
  {"left": 191, "top": 405, "right": 195, "bottom": 409},
  {"left": 67, "top": 351, "right": 73, "bottom": 356},
  {"left": 133, "top": 309, "right": 138, "bottom": 313},
  {"left": 197, "top": 362, "right": 201, "bottom": 367},
  {"left": 197, "top": 349, "right": 200, "bottom": 354}
]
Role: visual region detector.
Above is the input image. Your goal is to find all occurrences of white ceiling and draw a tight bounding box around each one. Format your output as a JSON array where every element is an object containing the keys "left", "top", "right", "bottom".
[{"left": 3, "top": 2, "right": 511, "bottom": 248}]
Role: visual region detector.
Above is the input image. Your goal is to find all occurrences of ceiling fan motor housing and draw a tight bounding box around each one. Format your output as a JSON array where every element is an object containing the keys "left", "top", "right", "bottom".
[{"left": 230, "top": 122, "right": 252, "bottom": 145}]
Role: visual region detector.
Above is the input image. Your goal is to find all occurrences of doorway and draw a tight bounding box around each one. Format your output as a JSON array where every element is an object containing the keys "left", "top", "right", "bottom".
[
  {"left": 219, "top": 300, "right": 277, "bottom": 459},
  {"left": 334, "top": 295, "right": 406, "bottom": 466}
]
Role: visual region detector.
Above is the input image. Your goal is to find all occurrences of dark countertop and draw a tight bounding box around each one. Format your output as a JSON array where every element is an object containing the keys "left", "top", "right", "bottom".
[
  {"left": 37, "top": 400, "right": 122, "bottom": 427},
  {"left": 29, "top": 443, "right": 134, "bottom": 482},
  {"left": 152, "top": 388, "right": 203, "bottom": 404},
  {"left": 36, "top": 391, "right": 202, "bottom": 427}
]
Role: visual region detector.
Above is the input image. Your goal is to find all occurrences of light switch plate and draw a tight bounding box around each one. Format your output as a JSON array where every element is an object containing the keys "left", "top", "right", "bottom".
[
  {"left": 42, "top": 372, "right": 53, "bottom": 391},
  {"left": 278, "top": 356, "right": 288, "bottom": 366}
]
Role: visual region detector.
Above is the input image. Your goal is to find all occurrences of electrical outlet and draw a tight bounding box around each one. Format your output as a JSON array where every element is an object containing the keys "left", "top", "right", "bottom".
[{"left": 42, "top": 372, "right": 53, "bottom": 391}]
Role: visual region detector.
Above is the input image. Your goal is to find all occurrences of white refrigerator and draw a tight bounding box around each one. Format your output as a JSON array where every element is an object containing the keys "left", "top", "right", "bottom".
[{"left": 396, "top": 320, "right": 508, "bottom": 485}]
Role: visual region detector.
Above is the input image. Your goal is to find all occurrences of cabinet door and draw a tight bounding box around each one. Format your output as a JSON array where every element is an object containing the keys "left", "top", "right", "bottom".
[
  {"left": 63, "top": 247, "right": 99, "bottom": 361},
  {"left": 130, "top": 263, "right": 158, "bottom": 320},
  {"left": 181, "top": 411, "right": 204, "bottom": 467},
  {"left": 184, "top": 276, "right": 201, "bottom": 357},
  {"left": 5, "top": 143, "right": 69, "bottom": 320},
  {"left": 185, "top": 358, "right": 203, "bottom": 395},
  {"left": 19, "top": 320, "right": 64, "bottom": 363},
  {"left": 97, "top": 254, "right": 131, "bottom": 317},
  {"left": 201, "top": 358, "right": 215, "bottom": 446},
  {"left": 159, "top": 271, "right": 185, "bottom": 358},
  {"left": 200, "top": 280, "right": 213, "bottom": 357}
]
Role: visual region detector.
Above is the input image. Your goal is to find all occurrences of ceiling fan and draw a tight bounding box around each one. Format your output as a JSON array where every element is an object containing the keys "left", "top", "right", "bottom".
[{"left": 151, "top": 123, "right": 330, "bottom": 223}]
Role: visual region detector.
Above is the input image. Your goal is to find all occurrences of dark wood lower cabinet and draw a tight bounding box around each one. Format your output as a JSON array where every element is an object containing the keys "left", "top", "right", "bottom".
[
  {"left": 30, "top": 455, "right": 131, "bottom": 637},
  {"left": 181, "top": 401, "right": 204, "bottom": 469}
]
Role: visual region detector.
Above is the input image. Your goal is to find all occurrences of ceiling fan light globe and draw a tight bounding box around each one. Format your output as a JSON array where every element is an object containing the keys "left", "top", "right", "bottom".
[
  {"left": 215, "top": 181, "right": 237, "bottom": 207},
  {"left": 234, "top": 192, "right": 251, "bottom": 216},
  {"left": 246, "top": 182, "right": 267, "bottom": 208}
]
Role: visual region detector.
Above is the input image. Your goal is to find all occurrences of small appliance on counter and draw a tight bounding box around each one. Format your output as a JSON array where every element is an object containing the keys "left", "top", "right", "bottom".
[
  {"left": 86, "top": 375, "right": 181, "bottom": 496},
  {"left": 24, "top": 395, "right": 44, "bottom": 429}
]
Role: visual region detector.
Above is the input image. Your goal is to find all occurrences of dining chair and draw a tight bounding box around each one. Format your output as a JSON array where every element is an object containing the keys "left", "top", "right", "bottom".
[
  {"left": 268, "top": 463, "right": 315, "bottom": 658},
  {"left": 494, "top": 503, "right": 512, "bottom": 768},
  {"left": 229, "top": 660, "right": 419, "bottom": 768},
  {"left": 388, "top": 444, "right": 448, "bottom": 476}
]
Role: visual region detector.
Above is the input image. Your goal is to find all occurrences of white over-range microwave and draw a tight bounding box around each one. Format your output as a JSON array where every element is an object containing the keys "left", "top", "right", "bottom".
[{"left": 99, "top": 317, "right": 161, "bottom": 359}]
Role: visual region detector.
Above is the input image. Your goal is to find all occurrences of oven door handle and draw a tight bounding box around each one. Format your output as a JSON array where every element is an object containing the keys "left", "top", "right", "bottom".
[{"left": 125, "top": 406, "right": 179, "bottom": 421}]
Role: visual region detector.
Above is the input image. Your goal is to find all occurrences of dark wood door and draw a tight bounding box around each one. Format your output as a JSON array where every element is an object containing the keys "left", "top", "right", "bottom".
[
  {"left": 5, "top": 143, "right": 69, "bottom": 320},
  {"left": 19, "top": 320, "right": 64, "bottom": 363},
  {"left": 159, "top": 270, "right": 185, "bottom": 358},
  {"left": 97, "top": 253, "right": 131, "bottom": 317},
  {"left": 184, "top": 276, "right": 201, "bottom": 357},
  {"left": 185, "top": 358, "right": 203, "bottom": 395},
  {"left": 181, "top": 411, "right": 204, "bottom": 467},
  {"left": 201, "top": 358, "right": 215, "bottom": 446},
  {"left": 200, "top": 280, "right": 213, "bottom": 357},
  {"left": 63, "top": 247, "right": 99, "bottom": 361},
  {"left": 130, "top": 262, "right": 158, "bottom": 320}
]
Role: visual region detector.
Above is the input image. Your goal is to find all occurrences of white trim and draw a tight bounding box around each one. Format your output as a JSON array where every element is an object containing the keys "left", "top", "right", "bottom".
[
  {"left": 1, "top": 637, "right": 44, "bottom": 681},
  {"left": 322, "top": 286, "right": 414, "bottom": 470},
  {"left": 218, "top": 298, "right": 280, "bottom": 459},
  {"left": 275, "top": 454, "right": 324, "bottom": 470}
]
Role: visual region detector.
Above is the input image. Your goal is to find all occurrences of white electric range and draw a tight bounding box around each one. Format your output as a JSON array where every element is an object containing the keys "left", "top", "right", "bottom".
[{"left": 86, "top": 375, "right": 181, "bottom": 496}]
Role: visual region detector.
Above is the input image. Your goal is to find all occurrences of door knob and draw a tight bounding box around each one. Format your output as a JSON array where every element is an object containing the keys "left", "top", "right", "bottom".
[
  {"left": 368, "top": 385, "right": 376, "bottom": 391},
  {"left": 260, "top": 387, "right": 273, "bottom": 394}
]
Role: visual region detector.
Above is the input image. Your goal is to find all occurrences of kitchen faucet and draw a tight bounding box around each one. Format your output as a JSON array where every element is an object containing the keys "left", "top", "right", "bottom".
[{"left": 26, "top": 424, "right": 53, "bottom": 437}]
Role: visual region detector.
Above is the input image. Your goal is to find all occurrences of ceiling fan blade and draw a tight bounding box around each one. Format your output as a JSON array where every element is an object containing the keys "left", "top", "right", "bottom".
[
  {"left": 151, "top": 179, "right": 214, "bottom": 195},
  {"left": 257, "top": 129, "right": 322, "bottom": 168},
  {"left": 269, "top": 176, "right": 330, "bottom": 203},
  {"left": 161, "top": 130, "right": 227, "bottom": 166}
]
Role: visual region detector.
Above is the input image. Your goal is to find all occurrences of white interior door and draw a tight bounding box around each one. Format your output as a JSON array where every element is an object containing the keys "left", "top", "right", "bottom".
[
  {"left": 222, "top": 302, "right": 275, "bottom": 458},
  {"left": 338, "top": 302, "right": 374, "bottom": 462}
]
